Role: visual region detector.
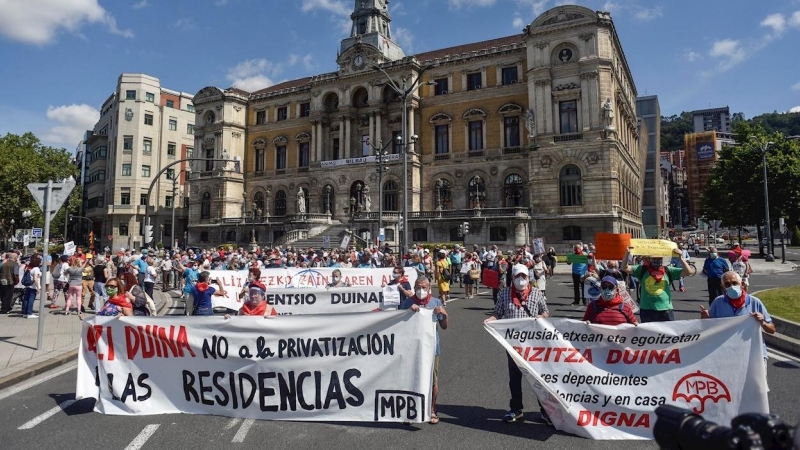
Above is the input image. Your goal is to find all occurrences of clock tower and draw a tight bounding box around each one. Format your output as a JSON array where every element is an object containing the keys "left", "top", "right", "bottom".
[{"left": 338, "top": 0, "right": 404, "bottom": 71}]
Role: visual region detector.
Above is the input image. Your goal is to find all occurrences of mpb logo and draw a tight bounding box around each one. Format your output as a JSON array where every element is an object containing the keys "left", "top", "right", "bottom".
[
  {"left": 672, "top": 370, "right": 731, "bottom": 414},
  {"left": 374, "top": 390, "right": 426, "bottom": 422}
]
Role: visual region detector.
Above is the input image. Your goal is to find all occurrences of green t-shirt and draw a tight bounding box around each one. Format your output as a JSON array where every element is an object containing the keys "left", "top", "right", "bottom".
[{"left": 632, "top": 265, "right": 683, "bottom": 311}]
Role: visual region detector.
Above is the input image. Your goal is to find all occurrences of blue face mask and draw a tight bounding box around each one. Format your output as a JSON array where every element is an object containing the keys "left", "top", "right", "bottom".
[
  {"left": 726, "top": 285, "right": 742, "bottom": 299},
  {"left": 601, "top": 288, "right": 616, "bottom": 301}
]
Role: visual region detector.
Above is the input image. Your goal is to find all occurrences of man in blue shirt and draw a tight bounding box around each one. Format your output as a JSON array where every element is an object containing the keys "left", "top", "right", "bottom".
[
  {"left": 134, "top": 250, "right": 149, "bottom": 289},
  {"left": 400, "top": 276, "right": 448, "bottom": 424},
  {"left": 700, "top": 272, "right": 775, "bottom": 361},
  {"left": 702, "top": 246, "right": 731, "bottom": 305},
  {"left": 567, "top": 245, "right": 587, "bottom": 305}
]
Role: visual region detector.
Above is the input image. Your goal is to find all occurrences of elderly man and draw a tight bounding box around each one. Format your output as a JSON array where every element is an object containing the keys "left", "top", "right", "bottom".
[
  {"left": 702, "top": 246, "right": 731, "bottom": 305},
  {"left": 400, "top": 276, "right": 448, "bottom": 424},
  {"left": 0, "top": 252, "right": 20, "bottom": 314},
  {"left": 700, "top": 272, "right": 775, "bottom": 364},
  {"left": 485, "top": 264, "right": 553, "bottom": 427},
  {"left": 622, "top": 247, "right": 695, "bottom": 323}
]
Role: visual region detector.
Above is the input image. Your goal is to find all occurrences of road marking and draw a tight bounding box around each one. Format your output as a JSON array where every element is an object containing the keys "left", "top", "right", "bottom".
[
  {"left": 768, "top": 350, "right": 800, "bottom": 368},
  {"left": 124, "top": 424, "right": 160, "bottom": 450},
  {"left": 0, "top": 361, "right": 77, "bottom": 403},
  {"left": 18, "top": 400, "right": 76, "bottom": 429},
  {"left": 232, "top": 418, "right": 255, "bottom": 443},
  {"left": 225, "top": 417, "right": 242, "bottom": 430}
]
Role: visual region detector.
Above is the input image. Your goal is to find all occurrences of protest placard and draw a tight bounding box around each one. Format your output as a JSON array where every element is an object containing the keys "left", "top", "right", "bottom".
[
  {"left": 566, "top": 254, "right": 588, "bottom": 264},
  {"left": 594, "top": 233, "right": 631, "bottom": 260},
  {"left": 629, "top": 239, "right": 678, "bottom": 257},
  {"left": 481, "top": 268, "right": 499, "bottom": 289}
]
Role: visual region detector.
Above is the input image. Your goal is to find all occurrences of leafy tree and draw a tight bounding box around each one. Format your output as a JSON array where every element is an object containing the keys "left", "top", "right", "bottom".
[
  {"left": 660, "top": 112, "right": 693, "bottom": 152},
  {"left": 750, "top": 111, "right": 800, "bottom": 137},
  {"left": 0, "top": 133, "right": 79, "bottom": 245}
]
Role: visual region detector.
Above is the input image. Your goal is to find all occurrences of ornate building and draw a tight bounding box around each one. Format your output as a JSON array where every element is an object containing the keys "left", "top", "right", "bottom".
[{"left": 188, "top": 3, "right": 644, "bottom": 250}]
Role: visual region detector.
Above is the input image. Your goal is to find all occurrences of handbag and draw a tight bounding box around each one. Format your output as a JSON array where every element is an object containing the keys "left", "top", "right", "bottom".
[{"left": 468, "top": 267, "right": 481, "bottom": 280}]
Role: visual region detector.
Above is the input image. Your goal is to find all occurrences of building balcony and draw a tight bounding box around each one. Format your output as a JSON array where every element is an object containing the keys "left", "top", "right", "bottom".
[
  {"left": 553, "top": 132, "right": 583, "bottom": 143},
  {"left": 352, "top": 207, "right": 530, "bottom": 221}
]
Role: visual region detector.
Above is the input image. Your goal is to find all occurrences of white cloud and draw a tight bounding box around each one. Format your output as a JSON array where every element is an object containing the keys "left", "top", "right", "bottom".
[
  {"left": 303, "top": 54, "right": 315, "bottom": 71},
  {"left": 632, "top": 5, "right": 663, "bottom": 21},
  {"left": 602, "top": 1, "right": 620, "bottom": 13},
  {"left": 707, "top": 39, "right": 746, "bottom": 73},
  {"left": 300, "top": 0, "right": 349, "bottom": 16},
  {"left": 515, "top": 0, "right": 550, "bottom": 16},
  {"left": 512, "top": 15, "right": 525, "bottom": 29},
  {"left": 42, "top": 104, "right": 99, "bottom": 149},
  {"left": 132, "top": 0, "right": 149, "bottom": 9},
  {"left": 174, "top": 18, "right": 197, "bottom": 31},
  {"left": 448, "top": 0, "right": 497, "bottom": 8},
  {"left": 392, "top": 26, "right": 415, "bottom": 53},
  {"left": 288, "top": 54, "right": 300, "bottom": 66},
  {"left": 683, "top": 50, "right": 701, "bottom": 62},
  {"left": 761, "top": 13, "right": 786, "bottom": 34},
  {"left": 226, "top": 59, "right": 282, "bottom": 91},
  {"left": 792, "top": 82, "right": 800, "bottom": 91},
  {"left": 791, "top": 11, "right": 800, "bottom": 27},
  {"left": 790, "top": 106, "right": 800, "bottom": 113},
  {"left": 0, "top": 0, "right": 134, "bottom": 45}
]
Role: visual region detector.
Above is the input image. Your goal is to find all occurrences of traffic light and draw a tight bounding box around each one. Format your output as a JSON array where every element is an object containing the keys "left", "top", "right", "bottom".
[
  {"left": 143, "top": 225, "right": 153, "bottom": 243},
  {"left": 457, "top": 224, "right": 464, "bottom": 237},
  {"left": 68, "top": 214, "right": 73, "bottom": 221},
  {"left": 462, "top": 222, "right": 470, "bottom": 235}
]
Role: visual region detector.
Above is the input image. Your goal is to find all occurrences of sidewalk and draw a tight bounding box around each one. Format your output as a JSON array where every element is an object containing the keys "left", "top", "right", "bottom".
[
  {"left": 0, "top": 288, "right": 174, "bottom": 391},
  {"left": 552, "top": 251, "right": 797, "bottom": 275}
]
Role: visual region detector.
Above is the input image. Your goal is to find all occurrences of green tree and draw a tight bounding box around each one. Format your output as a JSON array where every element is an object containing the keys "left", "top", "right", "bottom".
[
  {"left": 660, "top": 111, "right": 693, "bottom": 152},
  {"left": 0, "top": 133, "right": 79, "bottom": 245}
]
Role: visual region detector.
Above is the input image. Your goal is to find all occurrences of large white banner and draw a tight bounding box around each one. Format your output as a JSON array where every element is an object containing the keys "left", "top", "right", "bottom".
[
  {"left": 76, "top": 311, "right": 436, "bottom": 422},
  {"left": 207, "top": 267, "right": 417, "bottom": 311},
  {"left": 484, "top": 316, "right": 769, "bottom": 440},
  {"left": 264, "top": 286, "right": 386, "bottom": 315}
]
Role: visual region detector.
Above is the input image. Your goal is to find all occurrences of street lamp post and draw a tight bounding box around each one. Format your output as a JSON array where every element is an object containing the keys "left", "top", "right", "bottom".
[
  {"left": 752, "top": 139, "right": 775, "bottom": 262},
  {"left": 22, "top": 210, "right": 31, "bottom": 255},
  {"left": 365, "top": 138, "right": 394, "bottom": 246},
  {"left": 371, "top": 62, "right": 437, "bottom": 254}
]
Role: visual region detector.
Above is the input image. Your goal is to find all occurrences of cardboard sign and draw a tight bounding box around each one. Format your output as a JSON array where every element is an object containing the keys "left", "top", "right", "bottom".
[
  {"left": 566, "top": 254, "right": 588, "bottom": 264},
  {"left": 629, "top": 239, "right": 677, "bottom": 257},
  {"left": 533, "top": 238, "right": 545, "bottom": 255},
  {"left": 481, "top": 268, "right": 499, "bottom": 289},
  {"left": 594, "top": 233, "right": 631, "bottom": 260},
  {"left": 64, "top": 241, "right": 76, "bottom": 256}
]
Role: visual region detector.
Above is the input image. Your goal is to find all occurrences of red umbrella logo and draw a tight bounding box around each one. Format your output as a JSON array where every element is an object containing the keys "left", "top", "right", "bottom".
[{"left": 672, "top": 371, "right": 731, "bottom": 414}]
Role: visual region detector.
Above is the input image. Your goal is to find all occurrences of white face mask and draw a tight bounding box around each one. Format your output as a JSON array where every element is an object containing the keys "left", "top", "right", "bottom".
[
  {"left": 415, "top": 288, "right": 428, "bottom": 299},
  {"left": 513, "top": 277, "right": 529, "bottom": 290}
]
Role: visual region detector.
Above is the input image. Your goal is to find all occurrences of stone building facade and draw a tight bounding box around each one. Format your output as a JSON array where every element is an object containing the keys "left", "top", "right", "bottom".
[{"left": 188, "top": 3, "right": 645, "bottom": 251}]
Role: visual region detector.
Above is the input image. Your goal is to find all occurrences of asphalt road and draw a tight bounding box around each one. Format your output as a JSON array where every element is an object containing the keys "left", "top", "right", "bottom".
[{"left": 0, "top": 270, "right": 798, "bottom": 450}]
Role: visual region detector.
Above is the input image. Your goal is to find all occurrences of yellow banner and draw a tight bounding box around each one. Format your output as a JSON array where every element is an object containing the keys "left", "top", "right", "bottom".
[{"left": 629, "top": 239, "right": 677, "bottom": 257}]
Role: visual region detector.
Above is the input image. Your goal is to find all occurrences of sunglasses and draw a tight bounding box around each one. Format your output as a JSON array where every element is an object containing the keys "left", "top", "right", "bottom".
[
  {"left": 601, "top": 284, "right": 616, "bottom": 289},
  {"left": 106, "top": 284, "right": 119, "bottom": 288}
]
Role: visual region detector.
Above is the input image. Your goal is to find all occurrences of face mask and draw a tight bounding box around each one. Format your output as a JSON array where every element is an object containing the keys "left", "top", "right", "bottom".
[
  {"left": 513, "top": 277, "right": 529, "bottom": 290},
  {"left": 415, "top": 288, "right": 428, "bottom": 299},
  {"left": 106, "top": 287, "right": 118, "bottom": 296},
  {"left": 393, "top": 273, "right": 401, "bottom": 279},
  {"left": 247, "top": 275, "right": 255, "bottom": 282},
  {"left": 601, "top": 288, "right": 616, "bottom": 300},
  {"left": 710, "top": 253, "right": 717, "bottom": 259},
  {"left": 608, "top": 268, "right": 618, "bottom": 273},
  {"left": 726, "top": 285, "right": 742, "bottom": 299},
  {"left": 332, "top": 276, "right": 340, "bottom": 283}
]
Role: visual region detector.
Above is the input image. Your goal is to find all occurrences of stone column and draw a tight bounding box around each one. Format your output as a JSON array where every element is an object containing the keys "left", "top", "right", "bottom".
[
  {"left": 408, "top": 107, "right": 416, "bottom": 153},
  {"left": 310, "top": 120, "right": 317, "bottom": 162},
  {"left": 339, "top": 116, "right": 345, "bottom": 159},
  {"left": 368, "top": 113, "right": 374, "bottom": 152},
  {"left": 375, "top": 111, "right": 382, "bottom": 146},
  {"left": 543, "top": 80, "right": 553, "bottom": 134},
  {"left": 580, "top": 74, "right": 590, "bottom": 131},
  {"left": 316, "top": 121, "right": 323, "bottom": 161}
]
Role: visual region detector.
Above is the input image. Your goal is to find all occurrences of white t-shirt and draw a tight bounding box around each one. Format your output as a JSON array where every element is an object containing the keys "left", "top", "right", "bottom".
[
  {"left": 57, "top": 262, "right": 69, "bottom": 282},
  {"left": 145, "top": 265, "right": 157, "bottom": 283},
  {"left": 24, "top": 267, "right": 42, "bottom": 290}
]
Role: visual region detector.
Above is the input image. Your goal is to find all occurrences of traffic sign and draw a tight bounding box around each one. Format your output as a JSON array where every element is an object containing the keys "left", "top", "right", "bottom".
[
  {"left": 32, "top": 228, "right": 42, "bottom": 238},
  {"left": 27, "top": 178, "right": 75, "bottom": 221}
]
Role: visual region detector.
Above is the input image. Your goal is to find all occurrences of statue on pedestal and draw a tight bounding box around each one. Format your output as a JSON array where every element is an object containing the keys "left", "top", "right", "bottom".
[
  {"left": 602, "top": 98, "right": 615, "bottom": 130},
  {"left": 363, "top": 184, "right": 371, "bottom": 212},
  {"left": 297, "top": 187, "right": 306, "bottom": 214}
]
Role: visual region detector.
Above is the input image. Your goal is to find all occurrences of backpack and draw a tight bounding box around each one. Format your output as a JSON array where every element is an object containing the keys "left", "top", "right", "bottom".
[
  {"left": 588, "top": 302, "right": 631, "bottom": 324},
  {"left": 442, "top": 265, "right": 452, "bottom": 280},
  {"left": 21, "top": 269, "right": 33, "bottom": 287}
]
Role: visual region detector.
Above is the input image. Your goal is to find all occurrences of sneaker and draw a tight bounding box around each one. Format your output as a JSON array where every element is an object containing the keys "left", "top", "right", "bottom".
[
  {"left": 540, "top": 410, "right": 553, "bottom": 427},
  {"left": 25, "top": 314, "right": 39, "bottom": 319},
  {"left": 503, "top": 410, "right": 523, "bottom": 423}
]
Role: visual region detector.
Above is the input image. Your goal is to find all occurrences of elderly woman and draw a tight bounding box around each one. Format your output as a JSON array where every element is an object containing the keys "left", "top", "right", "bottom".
[
  {"left": 227, "top": 280, "right": 276, "bottom": 318},
  {"left": 96, "top": 277, "right": 134, "bottom": 317},
  {"left": 326, "top": 269, "right": 351, "bottom": 288},
  {"left": 65, "top": 257, "right": 86, "bottom": 317}
]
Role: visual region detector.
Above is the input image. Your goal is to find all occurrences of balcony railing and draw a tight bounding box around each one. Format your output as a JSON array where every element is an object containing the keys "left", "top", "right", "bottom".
[
  {"left": 554, "top": 132, "right": 583, "bottom": 143},
  {"left": 274, "top": 229, "right": 308, "bottom": 247},
  {"left": 353, "top": 207, "right": 530, "bottom": 221},
  {"left": 468, "top": 150, "right": 484, "bottom": 157},
  {"left": 503, "top": 146, "right": 524, "bottom": 155},
  {"left": 434, "top": 153, "right": 451, "bottom": 161}
]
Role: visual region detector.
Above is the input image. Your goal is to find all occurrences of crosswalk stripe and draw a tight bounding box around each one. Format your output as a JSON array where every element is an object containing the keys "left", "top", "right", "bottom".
[
  {"left": 124, "top": 424, "right": 160, "bottom": 450},
  {"left": 18, "top": 400, "right": 76, "bottom": 429},
  {"left": 232, "top": 418, "right": 255, "bottom": 443},
  {"left": 224, "top": 417, "right": 242, "bottom": 430}
]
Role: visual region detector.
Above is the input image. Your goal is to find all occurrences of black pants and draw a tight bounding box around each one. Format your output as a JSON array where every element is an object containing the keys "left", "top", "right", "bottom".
[
  {"left": 144, "top": 282, "right": 155, "bottom": 301},
  {"left": 707, "top": 277, "right": 723, "bottom": 305},
  {"left": 507, "top": 353, "right": 548, "bottom": 419},
  {"left": 0, "top": 284, "right": 13, "bottom": 313},
  {"left": 571, "top": 273, "right": 584, "bottom": 304}
]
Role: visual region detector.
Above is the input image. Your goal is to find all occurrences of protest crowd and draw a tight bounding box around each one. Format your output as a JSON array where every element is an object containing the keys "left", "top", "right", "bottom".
[{"left": 0, "top": 235, "right": 774, "bottom": 430}]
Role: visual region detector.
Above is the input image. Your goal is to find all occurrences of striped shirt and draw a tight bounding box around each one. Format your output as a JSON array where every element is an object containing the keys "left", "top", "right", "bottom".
[{"left": 493, "top": 286, "right": 549, "bottom": 320}]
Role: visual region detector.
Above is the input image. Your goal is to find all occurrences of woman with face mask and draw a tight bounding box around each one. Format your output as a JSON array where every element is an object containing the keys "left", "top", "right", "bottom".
[
  {"left": 582, "top": 276, "right": 637, "bottom": 326},
  {"left": 96, "top": 277, "right": 134, "bottom": 317},
  {"left": 382, "top": 266, "right": 412, "bottom": 305},
  {"left": 227, "top": 280, "right": 276, "bottom": 318}
]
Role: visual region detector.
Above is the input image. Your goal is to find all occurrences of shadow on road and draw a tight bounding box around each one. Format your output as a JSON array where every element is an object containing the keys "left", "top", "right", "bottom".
[
  {"left": 435, "top": 403, "right": 569, "bottom": 441},
  {"left": 48, "top": 393, "right": 95, "bottom": 416}
]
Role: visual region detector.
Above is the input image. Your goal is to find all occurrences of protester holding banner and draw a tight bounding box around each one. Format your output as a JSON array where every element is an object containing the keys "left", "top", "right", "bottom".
[
  {"left": 622, "top": 247, "right": 695, "bottom": 323},
  {"left": 700, "top": 272, "right": 775, "bottom": 362},
  {"left": 484, "top": 264, "right": 552, "bottom": 427},
  {"left": 399, "top": 276, "right": 448, "bottom": 424},
  {"left": 326, "top": 269, "right": 352, "bottom": 288},
  {"left": 383, "top": 266, "right": 412, "bottom": 305},
  {"left": 583, "top": 276, "right": 637, "bottom": 326},
  {"left": 191, "top": 271, "right": 227, "bottom": 316},
  {"left": 229, "top": 280, "right": 276, "bottom": 318},
  {"left": 702, "top": 246, "right": 731, "bottom": 306}
]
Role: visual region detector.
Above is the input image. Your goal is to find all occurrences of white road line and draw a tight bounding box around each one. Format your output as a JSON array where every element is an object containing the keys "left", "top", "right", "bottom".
[
  {"left": 18, "top": 400, "right": 76, "bottom": 429},
  {"left": 768, "top": 350, "right": 800, "bottom": 368},
  {"left": 124, "top": 424, "right": 160, "bottom": 450},
  {"left": 224, "top": 417, "right": 242, "bottom": 430},
  {"left": 0, "top": 361, "right": 77, "bottom": 403},
  {"left": 232, "top": 418, "right": 255, "bottom": 443}
]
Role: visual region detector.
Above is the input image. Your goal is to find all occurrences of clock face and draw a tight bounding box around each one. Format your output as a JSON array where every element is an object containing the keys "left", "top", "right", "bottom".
[{"left": 353, "top": 53, "right": 365, "bottom": 69}]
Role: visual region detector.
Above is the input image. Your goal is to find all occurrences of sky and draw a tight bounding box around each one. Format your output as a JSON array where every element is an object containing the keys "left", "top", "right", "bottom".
[{"left": 0, "top": 0, "right": 799, "bottom": 152}]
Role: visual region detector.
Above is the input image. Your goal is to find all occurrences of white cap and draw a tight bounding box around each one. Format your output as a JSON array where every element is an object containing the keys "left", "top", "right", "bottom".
[{"left": 512, "top": 264, "right": 528, "bottom": 277}]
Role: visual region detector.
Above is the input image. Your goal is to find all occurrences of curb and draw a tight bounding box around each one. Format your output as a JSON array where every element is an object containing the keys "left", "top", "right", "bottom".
[
  {"left": 0, "top": 290, "right": 175, "bottom": 393},
  {"left": 751, "top": 287, "right": 800, "bottom": 359}
]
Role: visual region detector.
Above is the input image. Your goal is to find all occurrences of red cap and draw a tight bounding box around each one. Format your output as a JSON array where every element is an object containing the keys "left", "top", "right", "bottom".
[{"left": 249, "top": 280, "right": 267, "bottom": 291}]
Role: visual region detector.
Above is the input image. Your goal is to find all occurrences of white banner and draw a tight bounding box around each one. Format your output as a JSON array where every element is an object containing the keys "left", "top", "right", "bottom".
[
  {"left": 263, "top": 286, "right": 386, "bottom": 315},
  {"left": 319, "top": 154, "right": 399, "bottom": 168},
  {"left": 484, "top": 316, "right": 768, "bottom": 440},
  {"left": 207, "top": 268, "right": 417, "bottom": 311},
  {"left": 76, "top": 311, "right": 436, "bottom": 422}
]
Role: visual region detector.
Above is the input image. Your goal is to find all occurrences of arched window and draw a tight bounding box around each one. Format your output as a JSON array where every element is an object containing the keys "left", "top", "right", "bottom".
[
  {"left": 274, "top": 190, "right": 287, "bottom": 216},
  {"left": 323, "top": 93, "right": 339, "bottom": 112},
  {"left": 201, "top": 192, "right": 211, "bottom": 219},
  {"left": 468, "top": 176, "right": 486, "bottom": 208},
  {"left": 254, "top": 192, "right": 264, "bottom": 212},
  {"left": 434, "top": 179, "right": 451, "bottom": 210},
  {"left": 383, "top": 180, "right": 398, "bottom": 211},
  {"left": 504, "top": 174, "right": 524, "bottom": 207},
  {"left": 560, "top": 165, "right": 582, "bottom": 206},
  {"left": 321, "top": 185, "right": 334, "bottom": 215}
]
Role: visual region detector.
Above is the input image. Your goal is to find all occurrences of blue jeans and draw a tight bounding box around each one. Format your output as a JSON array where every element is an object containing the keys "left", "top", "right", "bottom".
[
  {"left": 192, "top": 307, "right": 214, "bottom": 316},
  {"left": 639, "top": 309, "right": 674, "bottom": 323},
  {"left": 22, "top": 287, "right": 37, "bottom": 316}
]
